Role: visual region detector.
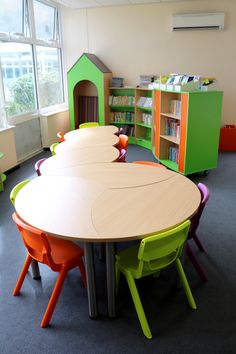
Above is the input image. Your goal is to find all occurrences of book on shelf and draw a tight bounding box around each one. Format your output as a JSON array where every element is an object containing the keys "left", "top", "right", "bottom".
[
  {"left": 165, "top": 119, "right": 180, "bottom": 138},
  {"left": 109, "top": 95, "right": 135, "bottom": 106},
  {"left": 111, "top": 77, "right": 124, "bottom": 87},
  {"left": 137, "top": 96, "right": 152, "bottom": 108},
  {"left": 169, "top": 147, "right": 179, "bottom": 163},
  {"left": 142, "top": 113, "right": 152, "bottom": 125},
  {"left": 110, "top": 111, "right": 134, "bottom": 123},
  {"left": 170, "top": 100, "right": 181, "bottom": 116}
]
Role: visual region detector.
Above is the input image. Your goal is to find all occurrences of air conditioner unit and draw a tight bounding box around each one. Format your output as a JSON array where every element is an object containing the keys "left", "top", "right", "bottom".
[{"left": 172, "top": 12, "right": 225, "bottom": 31}]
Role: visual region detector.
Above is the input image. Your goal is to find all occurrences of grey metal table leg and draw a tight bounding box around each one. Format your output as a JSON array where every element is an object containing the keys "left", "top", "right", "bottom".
[
  {"left": 84, "top": 242, "right": 98, "bottom": 318},
  {"left": 105, "top": 242, "right": 116, "bottom": 318},
  {"left": 31, "top": 260, "right": 41, "bottom": 279}
]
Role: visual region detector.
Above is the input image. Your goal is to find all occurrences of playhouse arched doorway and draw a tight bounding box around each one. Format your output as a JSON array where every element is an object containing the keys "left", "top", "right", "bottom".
[{"left": 73, "top": 80, "right": 98, "bottom": 129}]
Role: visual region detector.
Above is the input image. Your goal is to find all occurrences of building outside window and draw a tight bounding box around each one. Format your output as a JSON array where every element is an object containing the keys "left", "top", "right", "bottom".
[{"left": 0, "top": 0, "right": 64, "bottom": 127}]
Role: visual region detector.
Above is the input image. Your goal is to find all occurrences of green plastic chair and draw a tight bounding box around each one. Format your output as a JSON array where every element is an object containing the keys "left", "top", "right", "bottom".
[
  {"left": 79, "top": 122, "right": 99, "bottom": 129},
  {"left": 10, "top": 179, "right": 41, "bottom": 280},
  {"left": 115, "top": 220, "right": 196, "bottom": 339},
  {"left": 50, "top": 142, "right": 59, "bottom": 156},
  {"left": 10, "top": 180, "right": 30, "bottom": 205},
  {"left": 0, "top": 151, "right": 7, "bottom": 192}
]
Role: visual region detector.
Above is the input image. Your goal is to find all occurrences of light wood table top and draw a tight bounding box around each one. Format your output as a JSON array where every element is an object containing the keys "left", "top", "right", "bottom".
[
  {"left": 15, "top": 164, "right": 201, "bottom": 242},
  {"left": 40, "top": 147, "right": 120, "bottom": 174},
  {"left": 40, "top": 162, "right": 177, "bottom": 188},
  {"left": 55, "top": 134, "right": 119, "bottom": 154},
  {"left": 64, "top": 125, "right": 119, "bottom": 141}
]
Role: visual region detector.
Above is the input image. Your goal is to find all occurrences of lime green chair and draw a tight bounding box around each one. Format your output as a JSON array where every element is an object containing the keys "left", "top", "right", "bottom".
[
  {"left": 10, "top": 180, "right": 30, "bottom": 205},
  {"left": 0, "top": 151, "right": 7, "bottom": 192},
  {"left": 79, "top": 122, "right": 99, "bottom": 129},
  {"left": 115, "top": 220, "right": 196, "bottom": 339},
  {"left": 10, "top": 179, "right": 41, "bottom": 280},
  {"left": 50, "top": 142, "right": 59, "bottom": 156}
]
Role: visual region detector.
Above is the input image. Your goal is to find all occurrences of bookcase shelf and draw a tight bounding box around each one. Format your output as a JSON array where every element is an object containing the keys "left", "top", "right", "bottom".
[
  {"left": 161, "top": 112, "right": 181, "bottom": 120},
  {"left": 137, "top": 122, "right": 152, "bottom": 129},
  {"left": 160, "top": 135, "right": 180, "bottom": 144}
]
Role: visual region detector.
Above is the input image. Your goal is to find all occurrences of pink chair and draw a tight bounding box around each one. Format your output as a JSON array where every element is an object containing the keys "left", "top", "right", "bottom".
[
  {"left": 34, "top": 158, "right": 47, "bottom": 176},
  {"left": 186, "top": 182, "right": 210, "bottom": 282},
  {"left": 117, "top": 148, "right": 127, "bottom": 162}
]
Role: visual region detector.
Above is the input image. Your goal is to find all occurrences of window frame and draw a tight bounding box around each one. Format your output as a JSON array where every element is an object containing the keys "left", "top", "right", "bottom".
[{"left": 0, "top": 0, "right": 66, "bottom": 127}]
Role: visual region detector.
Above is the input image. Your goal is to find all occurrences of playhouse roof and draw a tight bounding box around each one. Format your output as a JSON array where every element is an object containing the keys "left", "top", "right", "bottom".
[{"left": 68, "top": 53, "right": 112, "bottom": 74}]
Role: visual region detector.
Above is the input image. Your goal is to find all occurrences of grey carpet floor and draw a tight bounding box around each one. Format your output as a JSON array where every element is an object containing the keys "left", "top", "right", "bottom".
[{"left": 0, "top": 146, "right": 235, "bottom": 354}]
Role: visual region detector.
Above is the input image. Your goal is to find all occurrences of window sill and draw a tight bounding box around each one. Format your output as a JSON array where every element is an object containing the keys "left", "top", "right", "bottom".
[{"left": 0, "top": 125, "right": 15, "bottom": 133}]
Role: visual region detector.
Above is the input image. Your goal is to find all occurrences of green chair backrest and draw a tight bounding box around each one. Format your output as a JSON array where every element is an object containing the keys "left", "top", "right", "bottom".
[
  {"left": 50, "top": 142, "right": 59, "bottom": 156},
  {"left": 10, "top": 180, "right": 30, "bottom": 206},
  {"left": 79, "top": 122, "right": 99, "bottom": 129},
  {"left": 136, "top": 220, "right": 191, "bottom": 277}
]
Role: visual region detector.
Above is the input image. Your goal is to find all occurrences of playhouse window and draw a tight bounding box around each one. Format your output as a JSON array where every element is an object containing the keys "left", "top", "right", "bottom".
[{"left": 0, "top": 0, "right": 64, "bottom": 128}]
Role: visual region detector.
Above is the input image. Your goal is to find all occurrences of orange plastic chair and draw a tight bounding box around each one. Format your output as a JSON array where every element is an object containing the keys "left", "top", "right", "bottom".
[
  {"left": 117, "top": 134, "right": 129, "bottom": 151},
  {"left": 133, "top": 161, "right": 167, "bottom": 169},
  {"left": 57, "top": 131, "right": 65, "bottom": 142},
  {"left": 12, "top": 212, "right": 87, "bottom": 328}
]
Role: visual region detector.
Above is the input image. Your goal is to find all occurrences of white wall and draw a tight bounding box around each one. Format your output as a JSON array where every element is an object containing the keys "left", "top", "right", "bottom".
[{"left": 62, "top": 0, "right": 236, "bottom": 125}]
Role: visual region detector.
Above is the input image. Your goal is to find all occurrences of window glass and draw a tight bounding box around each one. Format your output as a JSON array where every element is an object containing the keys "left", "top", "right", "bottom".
[
  {"left": 0, "top": 0, "right": 23, "bottom": 34},
  {"left": 36, "top": 46, "right": 63, "bottom": 108},
  {"left": 33, "top": 0, "right": 55, "bottom": 41},
  {"left": 0, "top": 42, "right": 37, "bottom": 117}
]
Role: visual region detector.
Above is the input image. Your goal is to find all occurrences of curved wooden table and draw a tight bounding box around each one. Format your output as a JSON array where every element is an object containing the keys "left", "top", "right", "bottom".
[
  {"left": 55, "top": 133, "right": 119, "bottom": 154},
  {"left": 64, "top": 125, "right": 119, "bottom": 141},
  {"left": 15, "top": 164, "right": 200, "bottom": 318},
  {"left": 40, "top": 147, "right": 120, "bottom": 174}
]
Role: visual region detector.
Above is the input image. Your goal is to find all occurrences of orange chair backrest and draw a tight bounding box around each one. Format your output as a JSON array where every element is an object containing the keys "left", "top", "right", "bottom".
[
  {"left": 57, "top": 131, "right": 65, "bottom": 142},
  {"left": 117, "top": 134, "right": 128, "bottom": 151},
  {"left": 12, "top": 212, "right": 56, "bottom": 270},
  {"left": 133, "top": 161, "right": 167, "bottom": 169}
]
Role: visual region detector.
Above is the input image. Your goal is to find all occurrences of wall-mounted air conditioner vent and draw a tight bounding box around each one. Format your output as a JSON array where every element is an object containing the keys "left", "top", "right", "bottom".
[{"left": 172, "top": 13, "right": 225, "bottom": 31}]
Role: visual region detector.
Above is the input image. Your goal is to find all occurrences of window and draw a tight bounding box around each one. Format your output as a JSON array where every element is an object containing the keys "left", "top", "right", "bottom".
[{"left": 0, "top": 0, "right": 64, "bottom": 127}]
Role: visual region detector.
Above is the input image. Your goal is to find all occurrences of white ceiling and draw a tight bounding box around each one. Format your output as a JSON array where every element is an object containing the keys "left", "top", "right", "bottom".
[{"left": 53, "top": 0, "right": 201, "bottom": 10}]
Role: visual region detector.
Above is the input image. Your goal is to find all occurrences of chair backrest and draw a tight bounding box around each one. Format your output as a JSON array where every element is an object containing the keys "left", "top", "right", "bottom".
[
  {"left": 12, "top": 212, "right": 56, "bottom": 270},
  {"left": 57, "top": 131, "right": 65, "bottom": 142},
  {"left": 117, "top": 148, "right": 127, "bottom": 162},
  {"left": 79, "top": 122, "right": 99, "bottom": 129},
  {"left": 135, "top": 220, "right": 191, "bottom": 277},
  {"left": 133, "top": 161, "right": 167, "bottom": 169},
  {"left": 34, "top": 158, "right": 47, "bottom": 176},
  {"left": 117, "top": 134, "right": 129, "bottom": 151},
  {"left": 188, "top": 183, "right": 210, "bottom": 239},
  {"left": 10, "top": 180, "right": 30, "bottom": 206},
  {"left": 50, "top": 142, "right": 59, "bottom": 156}
]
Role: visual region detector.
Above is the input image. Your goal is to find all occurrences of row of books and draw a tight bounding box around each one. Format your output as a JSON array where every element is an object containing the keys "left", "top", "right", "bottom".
[
  {"left": 170, "top": 99, "right": 181, "bottom": 116},
  {"left": 169, "top": 147, "right": 179, "bottom": 164},
  {"left": 110, "top": 111, "right": 135, "bottom": 123},
  {"left": 165, "top": 119, "right": 180, "bottom": 139},
  {"left": 142, "top": 113, "right": 152, "bottom": 126},
  {"left": 109, "top": 95, "right": 135, "bottom": 106},
  {"left": 137, "top": 96, "right": 152, "bottom": 108}
]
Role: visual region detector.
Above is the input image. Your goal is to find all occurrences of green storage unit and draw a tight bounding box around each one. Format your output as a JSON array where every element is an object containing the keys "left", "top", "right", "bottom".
[{"left": 155, "top": 89, "right": 223, "bottom": 175}]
